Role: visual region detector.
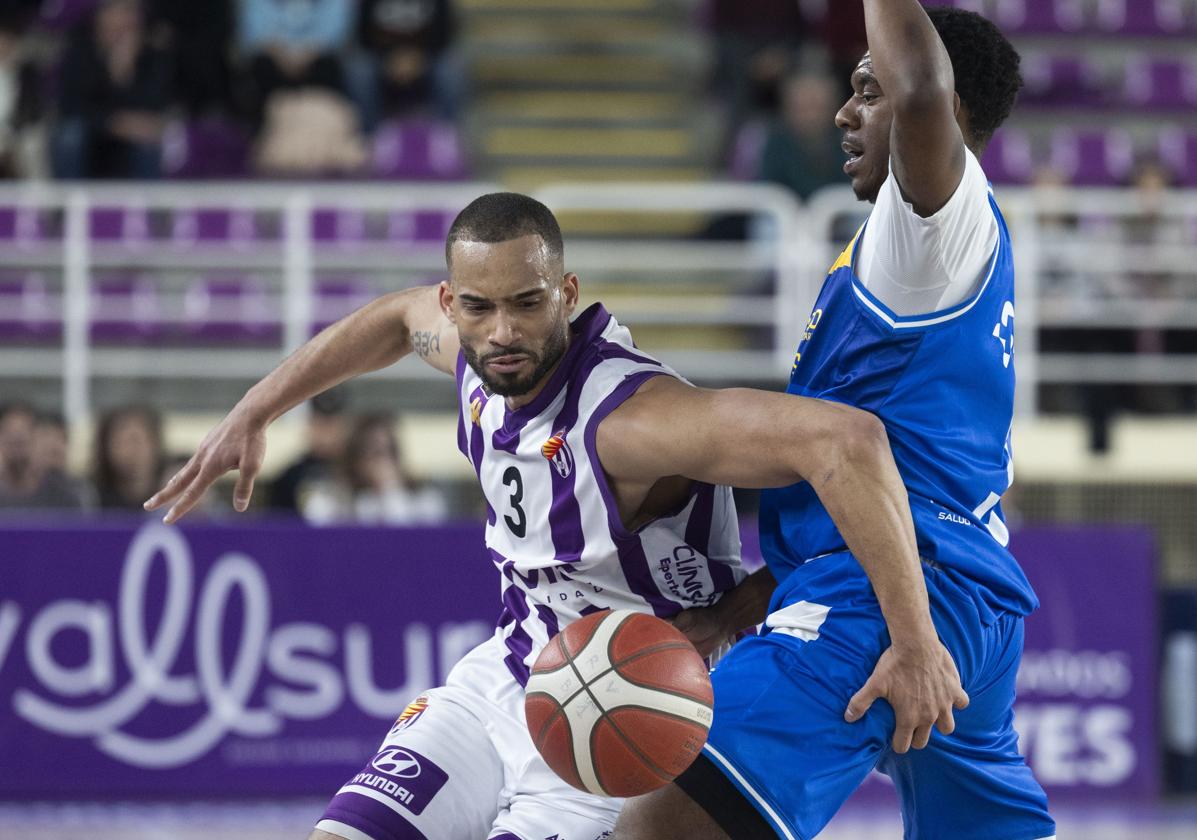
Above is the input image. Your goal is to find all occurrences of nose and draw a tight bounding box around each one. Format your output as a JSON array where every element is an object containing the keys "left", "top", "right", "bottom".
[
  {"left": 835, "top": 95, "right": 858, "bottom": 131},
  {"left": 489, "top": 310, "right": 520, "bottom": 347}
]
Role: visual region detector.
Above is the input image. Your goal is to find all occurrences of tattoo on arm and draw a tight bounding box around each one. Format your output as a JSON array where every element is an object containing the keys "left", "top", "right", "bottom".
[{"left": 412, "top": 330, "right": 441, "bottom": 359}]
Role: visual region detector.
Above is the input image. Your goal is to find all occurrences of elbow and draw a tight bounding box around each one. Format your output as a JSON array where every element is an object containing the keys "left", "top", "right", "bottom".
[{"left": 813, "top": 408, "right": 890, "bottom": 488}]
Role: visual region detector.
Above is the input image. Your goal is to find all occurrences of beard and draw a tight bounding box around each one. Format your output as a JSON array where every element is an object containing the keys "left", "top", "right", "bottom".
[{"left": 463, "top": 319, "right": 570, "bottom": 398}]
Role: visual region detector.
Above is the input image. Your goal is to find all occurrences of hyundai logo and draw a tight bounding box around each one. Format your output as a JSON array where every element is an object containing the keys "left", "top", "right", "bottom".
[{"left": 372, "top": 748, "right": 422, "bottom": 779}]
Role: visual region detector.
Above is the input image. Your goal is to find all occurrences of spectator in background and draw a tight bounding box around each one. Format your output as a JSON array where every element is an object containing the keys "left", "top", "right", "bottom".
[
  {"left": 758, "top": 68, "right": 844, "bottom": 201},
  {"left": 301, "top": 412, "right": 448, "bottom": 525},
  {"left": 239, "top": 0, "right": 366, "bottom": 173},
  {"left": 707, "top": 0, "right": 808, "bottom": 138},
  {"left": 0, "top": 11, "right": 42, "bottom": 178},
  {"left": 268, "top": 387, "right": 349, "bottom": 513},
  {"left": 51, "top": 0, "right": 172, "bottom": 179},
  {"left": 0, "top": 402, "right": 89, "bottom": 510},
  {"left": 35, "top": 411, "right": 96, "bottom": 507},
  {"left": 350, "top": 0, "right": 459, "bottom": 127},
  {"left": 93, "top": 405, "right": 165, "bottom": 510},
  {"left": 816, "top": 0, "right": 867, "bottom": 102},
  {"left": 147, "top": 0, "right": 235, "bottom": 118}
]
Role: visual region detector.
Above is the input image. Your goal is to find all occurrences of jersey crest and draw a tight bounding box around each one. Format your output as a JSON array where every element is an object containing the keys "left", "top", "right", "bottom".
[{"left": 541, "top": 429, "right": 574, "bottom": 478}]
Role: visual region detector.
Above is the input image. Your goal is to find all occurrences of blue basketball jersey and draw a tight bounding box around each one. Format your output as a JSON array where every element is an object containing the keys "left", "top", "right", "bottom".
[{"left": 760, "top": 189, "right": 1037, "bottom": 619}]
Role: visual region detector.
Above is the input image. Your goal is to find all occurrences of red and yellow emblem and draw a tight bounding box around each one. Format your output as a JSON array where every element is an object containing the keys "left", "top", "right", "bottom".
[
  {"left": 470, "top": 396, "right": 484, "bottom": 426},
  {"left": 541, "top": 429, "right": 575, "bottom": 478},
  {"left": 391, "top": 694, "right": 429, "bottom": 734},
  {"left": 541, "top": 434, "right": 565, "bottom": 459}
]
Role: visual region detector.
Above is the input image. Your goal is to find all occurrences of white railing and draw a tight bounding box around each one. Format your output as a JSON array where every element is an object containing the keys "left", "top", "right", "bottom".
[{"left": 1, "top": 181, "right": 1195, "bottom": 425}]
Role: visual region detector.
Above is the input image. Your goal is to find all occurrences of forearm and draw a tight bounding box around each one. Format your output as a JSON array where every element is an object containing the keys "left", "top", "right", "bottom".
[
  {"left": 239, "top": 290, "right": 416, "bottom": 426},
  {"left": 807, "top": 421, "right": 937, "bottom": 647},
  {"left": 716, "top": 566, "right": 776, "bottom": 632},
  {"left": 863, "top": 0, "right": 953, "bottom": 105}
]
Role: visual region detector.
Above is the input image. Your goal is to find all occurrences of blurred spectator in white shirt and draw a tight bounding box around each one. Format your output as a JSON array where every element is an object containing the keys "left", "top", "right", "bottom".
[{"left": 302, "top": 413, "right": 448, "bottom": 525}]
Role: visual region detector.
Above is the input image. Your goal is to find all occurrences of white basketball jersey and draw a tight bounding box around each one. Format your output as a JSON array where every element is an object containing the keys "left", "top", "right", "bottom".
[{"left": 455, "top": 303, "right": 744, "bottom": 685}]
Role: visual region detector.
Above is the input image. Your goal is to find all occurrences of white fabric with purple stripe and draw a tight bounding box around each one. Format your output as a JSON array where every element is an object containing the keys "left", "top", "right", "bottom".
[{"left": 455, "top": 303, "right": 745, "bottom": 685}]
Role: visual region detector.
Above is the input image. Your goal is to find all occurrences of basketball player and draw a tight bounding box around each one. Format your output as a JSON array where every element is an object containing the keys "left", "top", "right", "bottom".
[
  {"left": 615, "top": 3, "right": 1056, "bottom": 839},
  {"left": 146, "top": 192, "right": 965, "bottom": 840}
]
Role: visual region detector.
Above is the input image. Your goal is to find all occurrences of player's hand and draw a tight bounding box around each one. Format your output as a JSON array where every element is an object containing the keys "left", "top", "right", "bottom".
[
  {"left": 143, "top": 405, "right": 267, "bottom": 524},
  {"left": 844, "top": 639, "right": 969, "bottom": 753},
  {"left": 670, "top": 603, "right": 737, "bottom": 660}
]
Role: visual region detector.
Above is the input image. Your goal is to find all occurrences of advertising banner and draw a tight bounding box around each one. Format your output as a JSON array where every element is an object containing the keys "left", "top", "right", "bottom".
[
  {"left": 0, "top": 521, "right": 1156, "bottom": 800},
  {"left": 0, "top": 520, "right": 494, "bottom": 798}
]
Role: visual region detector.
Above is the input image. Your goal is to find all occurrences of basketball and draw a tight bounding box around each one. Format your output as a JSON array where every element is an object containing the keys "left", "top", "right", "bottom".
[{"left": 524, "top": 609, "right": 714, "bottom": 798}]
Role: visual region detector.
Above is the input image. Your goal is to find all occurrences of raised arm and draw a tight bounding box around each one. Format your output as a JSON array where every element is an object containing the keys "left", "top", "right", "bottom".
[
  {"left": 145, "top": 285, "right": 459, "bottom": 523},
  {"left": 598, "top": 377, "right": 967, "bottom": 752},
  {"left": 864, "top": 0, "right": 965, "bottom": 215}
]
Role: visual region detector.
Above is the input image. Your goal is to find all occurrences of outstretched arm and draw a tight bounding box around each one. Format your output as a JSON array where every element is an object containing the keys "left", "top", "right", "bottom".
[
  {"left": 598, "top": 377, "right": 968, "bottom": 752},
  {"left": 145, "top": 285, "right": 459, "bottom": 523},
  {"left": 865, "top": 0, "right": 965, "bottom": 215}
]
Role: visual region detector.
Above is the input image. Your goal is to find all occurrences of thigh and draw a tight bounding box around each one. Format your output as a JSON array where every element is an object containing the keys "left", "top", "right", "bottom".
[
  {"left": 489, "top": 785, "right": 621, "bottom": 840},
  {"left": 675, "top": 591, "right": 895, "bottom": 840},
  {"left": 316, "top": 687, "right": 505, "bottom": 840},
  {"left": 879, "top": 614, "right": 1055, "bottom": 840}
]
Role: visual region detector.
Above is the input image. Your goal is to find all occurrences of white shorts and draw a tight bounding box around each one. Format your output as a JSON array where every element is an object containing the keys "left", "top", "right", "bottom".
[{"left": 315, "top": 631, "right": 621, "bottom": 840}]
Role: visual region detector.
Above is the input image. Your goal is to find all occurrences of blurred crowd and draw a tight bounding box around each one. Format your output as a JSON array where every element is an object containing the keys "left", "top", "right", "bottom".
[
  {"left": 0, "top": 0, "right": 460, "bottom": 179},
  {"left": 0, "top": 390, "right": 451, "bottom": 523}
]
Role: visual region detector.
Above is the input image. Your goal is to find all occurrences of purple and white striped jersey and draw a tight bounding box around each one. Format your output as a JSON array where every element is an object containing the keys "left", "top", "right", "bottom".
[{"left": 455, "top": 303, "right": 744, "bottom": 685}]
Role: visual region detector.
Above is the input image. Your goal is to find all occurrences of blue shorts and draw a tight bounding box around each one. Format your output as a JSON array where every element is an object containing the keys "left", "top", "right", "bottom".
[{"left": 691, "top": 552, "right": 1055, "bottom": 840}]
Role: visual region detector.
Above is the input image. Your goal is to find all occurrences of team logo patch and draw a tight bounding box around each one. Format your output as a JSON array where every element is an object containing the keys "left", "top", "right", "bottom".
[
  {"left": 470, "top": 396, "right": 484, "bottom": 426},
  {"left": 390, "top": 694, "right": 429, "bottom": 734},
  {"left": 542, "top": 429, "right": 574, "bottom": 478},
  {"left": 350, "top": 746, "right": 449, "bottom": 815}
]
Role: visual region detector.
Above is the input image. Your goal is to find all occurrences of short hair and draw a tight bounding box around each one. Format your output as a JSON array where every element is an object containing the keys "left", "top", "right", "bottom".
[
  {"left": 925, "top": 6, "right": 1023, "bottom": 149},
  {"left": 445, "top": 192, "right": 564, "bottom": 267}
]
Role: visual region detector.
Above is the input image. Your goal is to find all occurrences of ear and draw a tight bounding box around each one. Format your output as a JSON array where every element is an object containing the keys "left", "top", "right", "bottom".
[
  {"left": 562, "top": 273, "right": 580, "bottom": 316},
  {"left": 438, "top": 280, "right": 457, "bottom": 324}
]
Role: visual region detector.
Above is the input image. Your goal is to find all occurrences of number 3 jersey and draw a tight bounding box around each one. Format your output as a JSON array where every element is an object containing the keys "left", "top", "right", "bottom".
[
  {"left": 455, "top": 303, "right": 744, "bottom": 685},
  {"left": 761, "top": 188, "right": 1037, "bottom": 620}
]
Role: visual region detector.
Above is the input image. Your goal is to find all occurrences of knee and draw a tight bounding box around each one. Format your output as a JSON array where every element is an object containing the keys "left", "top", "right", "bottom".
[{"left": 613, "top": 784, "right": 730, "bottom": 840}]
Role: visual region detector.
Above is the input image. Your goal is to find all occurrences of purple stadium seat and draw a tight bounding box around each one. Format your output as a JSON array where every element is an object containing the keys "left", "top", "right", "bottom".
[
  {"left": 171, "top": 208, "right": 262, "bottom": 248},
  {"left": 1123, "top": 59, "right": 1197, "bottom": 109},
  {"left": 1021, "top": 56, "right": 1107, "bottom": 108},
  {"left": 1098, "top": 0, "right": 1167, "bottom": 34},
  {"left": 0, "top": 206, "right": 54, "bottom": 245},
  {"left": 386, "top": 210, "right": 454, "bottom": 244},
  {"left": 37, "top": 0, "right": 100, "bottom": 31},
  {"left": 372, "top": 119, "right": 469, "bottom": 181},
  {"left": 162, "top": 119, "right": 250, "bottom": 180},
  {"left": 0, "top": 273, "right": 58, "bottom": 342},
  {"left": 1159, "top": 128, "right": 1197, "bottom": 186},
  {"left": 980, "top": 128, "right": 1035, "bottom": 184},
  {"left": 182, "top": 276, "right": 281, "bottom": 344},
  {"left": 312, "top": 277, "right": 379, "bottom": 333},
  {"left": 997, "top": 0, "right": 1085, "bottom": 33},
  {"left": 311, "top": 208, "right": 367, "bottom": 245},
  {"left": 1049, "top": 129, "right": 1135, "bottom": 186},
  {"left": 90, "top": 275, "right": 164, "bottom": 344},
  {"left": 89, "top": 207, "right": 150, "bottom": 245}
]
